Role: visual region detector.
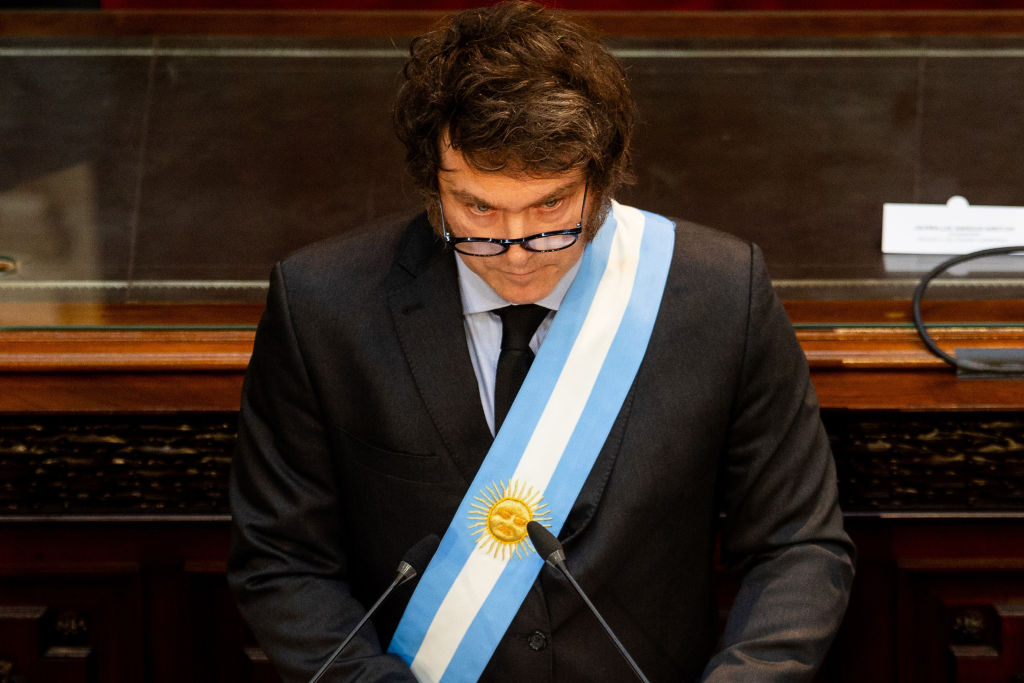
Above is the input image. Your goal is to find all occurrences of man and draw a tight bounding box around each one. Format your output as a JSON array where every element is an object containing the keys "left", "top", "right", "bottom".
[{"left": 228, "top": 2, "right": 855, "bottom": 682}]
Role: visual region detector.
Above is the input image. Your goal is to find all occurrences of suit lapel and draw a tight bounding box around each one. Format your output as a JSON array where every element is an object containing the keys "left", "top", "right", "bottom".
[
  {"left": 561, "top": 384, "right": 636, "bottom": 546},
  {"left": 386, "top": 215, "right": 493, "bottom": 483}
]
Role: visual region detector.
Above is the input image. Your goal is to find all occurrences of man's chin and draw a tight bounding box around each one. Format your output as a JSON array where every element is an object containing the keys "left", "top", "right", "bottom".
[
  {"left": 502, "top": 293, "right": 543, "bottom": 305},
  {"left": 496, "top": 281, "right": 552, "bottom": 305}
]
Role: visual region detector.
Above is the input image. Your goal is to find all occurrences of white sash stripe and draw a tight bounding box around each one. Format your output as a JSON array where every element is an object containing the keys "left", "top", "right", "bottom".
[
  {"left": 509, "top": 204, "right": 644, "bottom": 489},
  {"left": 410, "top": 552, "right": 507, "bottom": 681}
]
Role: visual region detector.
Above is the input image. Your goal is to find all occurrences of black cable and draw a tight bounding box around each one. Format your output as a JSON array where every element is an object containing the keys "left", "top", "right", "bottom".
[{"left": 910, "top": 245, "right": 1024, "bottom": 374}]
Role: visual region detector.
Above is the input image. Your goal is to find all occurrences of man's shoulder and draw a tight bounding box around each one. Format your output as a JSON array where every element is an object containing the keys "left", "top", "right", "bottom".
[
  {"left": 671, "top": 217, "right": 750, "bottom": 256},
  {"left": 266, "top": 210, "right": 442, "bottom": 309},
  {"left": 616, "top": 205, "right": 752, "bottom": 266},
  {"left": 663, "top": 217, "right": 756, "bottom": 282}
]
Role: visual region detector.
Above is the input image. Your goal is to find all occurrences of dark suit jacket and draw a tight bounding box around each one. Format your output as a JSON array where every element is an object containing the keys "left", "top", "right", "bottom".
[{"left": 228, "top": 211, "right": 855, "bottom": 683}]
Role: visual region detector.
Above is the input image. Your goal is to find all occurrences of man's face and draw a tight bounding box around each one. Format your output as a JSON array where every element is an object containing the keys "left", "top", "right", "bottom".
[{"left": 438, "top": 144, "right": 588, "bottom": 305}]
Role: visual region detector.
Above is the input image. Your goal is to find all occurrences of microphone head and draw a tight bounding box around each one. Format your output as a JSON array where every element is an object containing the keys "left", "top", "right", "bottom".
[
  {"left": 526, "top": 521, "right": 563, "bottom": 562},
  {"left": 397, "top": 534, "right": 441, "bottom": 580}
]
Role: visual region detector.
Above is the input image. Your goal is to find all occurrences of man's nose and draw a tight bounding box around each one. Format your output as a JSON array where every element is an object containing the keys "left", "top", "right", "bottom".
[
  {"left": 499, "top": 214, "right": 534, "bottom": 260},
  {"left": 501, "top": 211, "right": 531, "bottom": 239},
  {"left": 502, "top": 241, "right": 533, "bottom": 264}
]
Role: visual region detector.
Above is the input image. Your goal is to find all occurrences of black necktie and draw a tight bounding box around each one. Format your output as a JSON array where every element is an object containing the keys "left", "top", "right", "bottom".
[{"left": 493, "top": 304, "right": 549, "bottom": 432}]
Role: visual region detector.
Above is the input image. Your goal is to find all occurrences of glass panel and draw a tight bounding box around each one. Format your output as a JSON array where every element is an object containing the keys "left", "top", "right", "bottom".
[{"left": 2, "top": 34, "right": 1023, "bottom": 327}]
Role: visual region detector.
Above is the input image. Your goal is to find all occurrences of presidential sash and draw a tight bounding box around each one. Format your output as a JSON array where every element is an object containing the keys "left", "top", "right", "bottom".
[{"left": 388, "top": 202, "right": 675, "bottom": 682}]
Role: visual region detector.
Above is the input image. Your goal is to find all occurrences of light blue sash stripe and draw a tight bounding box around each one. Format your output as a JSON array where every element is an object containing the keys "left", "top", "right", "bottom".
[
  {"left": 440, "top": 210, "right": 674, "bottom": 680},
  {"left": 388, "top": 209, "right": 618, "bottom": 665},
  {"left": 543, "top": 210, "right": 675, "bottom": 527}
]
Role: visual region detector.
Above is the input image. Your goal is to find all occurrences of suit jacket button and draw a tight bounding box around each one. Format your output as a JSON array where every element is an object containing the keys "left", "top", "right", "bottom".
[{"left": 528, "top": 630, "right": 549, "bottom": 651}]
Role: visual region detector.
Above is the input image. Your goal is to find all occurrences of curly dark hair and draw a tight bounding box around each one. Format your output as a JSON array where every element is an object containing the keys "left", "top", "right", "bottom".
[{"left": 393, "top": 1, "right": 636, "bottom": 235}]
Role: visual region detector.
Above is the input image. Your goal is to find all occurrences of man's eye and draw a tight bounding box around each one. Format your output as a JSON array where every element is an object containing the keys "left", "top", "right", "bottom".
[
  {"left": 472, "top": 203, "right": 491, "bottom": 213},
  {"left": 542, "top": 198, "right": 562, "bottom": 209}
]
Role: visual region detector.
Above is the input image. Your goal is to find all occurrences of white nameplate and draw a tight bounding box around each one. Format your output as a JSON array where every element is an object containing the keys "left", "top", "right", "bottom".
[{"left": 882, "top": 196, "right": 1024, "bottom": 255}]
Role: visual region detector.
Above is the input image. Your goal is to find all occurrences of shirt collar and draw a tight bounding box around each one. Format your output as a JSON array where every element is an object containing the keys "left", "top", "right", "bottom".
[{"left": 455, "top": 252, "right": 582, "bottom": 315}]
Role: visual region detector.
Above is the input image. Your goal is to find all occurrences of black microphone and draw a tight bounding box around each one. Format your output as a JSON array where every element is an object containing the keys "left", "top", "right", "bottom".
[
  {"left": 309, "top": 534, "right": 441, "bottom": 683},
  {"left": 527, "top": 521, "right": 650, "bottom": 683}
]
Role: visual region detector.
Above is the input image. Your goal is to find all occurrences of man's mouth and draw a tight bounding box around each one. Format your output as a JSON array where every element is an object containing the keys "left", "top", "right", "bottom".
[{"left": 501, "top": 269, "right": 538, "bottom": 280}]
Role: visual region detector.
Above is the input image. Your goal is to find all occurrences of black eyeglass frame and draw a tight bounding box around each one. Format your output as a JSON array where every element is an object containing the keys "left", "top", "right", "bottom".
[{"left": 439, "top": 183, "right": 589, "bottom": 257}]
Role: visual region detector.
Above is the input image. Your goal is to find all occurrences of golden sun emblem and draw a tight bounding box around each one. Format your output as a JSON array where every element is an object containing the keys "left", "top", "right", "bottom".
[{"left": 468, "top": 480, "right": 552, "bottom": 560}]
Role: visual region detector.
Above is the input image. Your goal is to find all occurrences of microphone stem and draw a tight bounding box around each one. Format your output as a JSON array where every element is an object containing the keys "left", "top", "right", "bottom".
[
  {"left": 308, "top": 574, "right": 403, "bottom": 683},
  {"left": 558, "top": 567, "right": 651, "bottom": 683}
]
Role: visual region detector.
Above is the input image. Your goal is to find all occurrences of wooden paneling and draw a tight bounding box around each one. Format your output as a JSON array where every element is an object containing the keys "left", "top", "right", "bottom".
[
  {"left": 92, "top": 0, "right": 1024, "bottom": 12},
  {"left": 0, "top": 372, "right": 245, "bottom": 413},
  {"left": 0, "top": 574, "right": 143, "bottom": 682},
  {"left": 4, "top": 300, "right": 1023, "bottom": 412},
  {"left": 4, "top": 9, "right": 1024, "bottom": 38},
  {"left": 0, "top": 330, "right": 254, "bottom": 372},
  {"left": 0, "top": 522, "right": 278, "bottom": 683},
  {"left": 892, "top": 523, "right": 1024, "bottom": 683},
  {"left": 2, "top": 517, "right": 1021, "bottom": 682},
  {"left": 836, "top": 518, "right": 1024, "bottom": 683}
]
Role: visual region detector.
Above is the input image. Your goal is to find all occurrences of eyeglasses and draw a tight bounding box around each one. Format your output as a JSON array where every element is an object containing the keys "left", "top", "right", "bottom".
[{"left": 439, "top": 183, "right": 588, "bottom": 257}]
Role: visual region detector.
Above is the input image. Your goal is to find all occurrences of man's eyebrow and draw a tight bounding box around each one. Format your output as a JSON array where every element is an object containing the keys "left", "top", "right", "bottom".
[
  {"left": 534, "top": 181, "right": 584, "bottom": 204},
  {"left": 443, "top": 180, "right": 583, "bottom": 208},
  {"left": 446, "top": 188, "right": 489, "bottom": 205}
]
